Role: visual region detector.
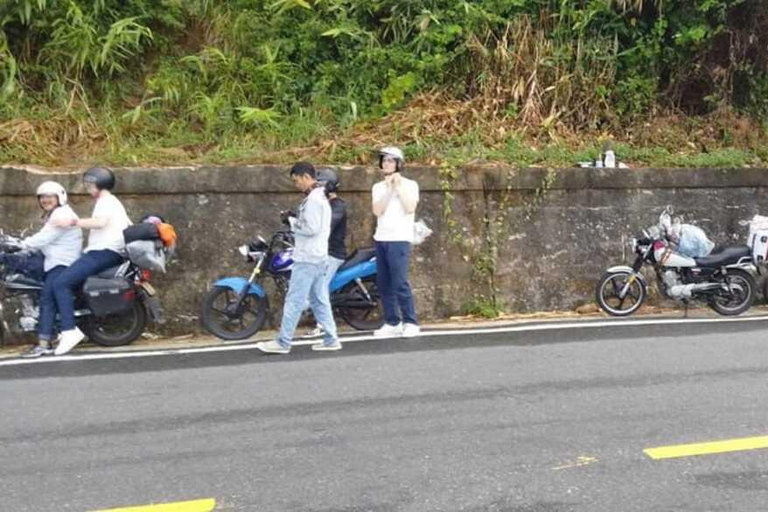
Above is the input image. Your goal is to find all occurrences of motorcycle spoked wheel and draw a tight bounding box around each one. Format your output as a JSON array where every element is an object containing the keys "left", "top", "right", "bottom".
[
  {"left": 84, "top": 301, "right": 148, "bottom": 347},
  {"left": 708, "top": 269, "right": 756, "bottom": 316},
  {"left": 337, "top": 277, "right": 386, "bottom": 331},
  {"left": 201, "top": 286, "right": 268, "bottom": 340},
  {"left": 595, "top": 270, "right": 647, "bottom": 317}
]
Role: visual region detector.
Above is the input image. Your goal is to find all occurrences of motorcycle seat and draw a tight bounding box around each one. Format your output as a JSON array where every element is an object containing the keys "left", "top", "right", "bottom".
[
  {"left": 338, "top": 247, "right": 377, "bottom": 272},
  {"left": 4, "top": 274, "right": 44, "bottom": 288},
  {"left": 694, "top": 245, "right": 751, "bottom": 268},
  {"left": 96, "top": 262, "right": 128, "bottom": 279}
]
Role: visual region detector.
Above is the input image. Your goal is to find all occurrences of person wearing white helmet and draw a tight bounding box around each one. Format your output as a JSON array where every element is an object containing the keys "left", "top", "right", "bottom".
[
  {"left": 17, "top": 181, "right": 83, "bottom": 357},
  {"left": 371, "top": 146, "right": 421, "bottom": 338}
]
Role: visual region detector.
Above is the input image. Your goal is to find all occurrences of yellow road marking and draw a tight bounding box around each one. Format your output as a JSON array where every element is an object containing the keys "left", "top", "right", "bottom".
[
  {"left": 552, "top": 455, "right": 599, "bottom": 470},
  {"left": 644, "top": 435, "right": 768, "bottom": 460},
  {"left": 93, "top": 498, "right": 216, "bottom": 512}
]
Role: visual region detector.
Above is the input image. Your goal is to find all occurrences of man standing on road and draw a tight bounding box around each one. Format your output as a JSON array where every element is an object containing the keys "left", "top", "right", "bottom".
[
  {"left": 371, "top": 146, "right": 421, "bottom": 338},
  {"left": 304, "top": 168, "right": 348, "bottom": 338},
  {"left": 256, "top": 162, "right": 340, "bottom": 354}
]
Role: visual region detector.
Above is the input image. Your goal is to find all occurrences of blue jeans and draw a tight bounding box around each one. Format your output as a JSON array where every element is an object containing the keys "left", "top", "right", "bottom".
[
  {"left": 277, "top": 260, "right": 338, "bottom": 348},
  {"left": 304, "top": 256, "right": 345, "bottom": 313},
  {"left": 376, "top": 241, "right": 418, "bottom": 326},
  {"left": 53, "top": 250, "right": 124, "bottom": 331},
  {"left": 37, "top": 265, "right": 67, "bottom": 342}
]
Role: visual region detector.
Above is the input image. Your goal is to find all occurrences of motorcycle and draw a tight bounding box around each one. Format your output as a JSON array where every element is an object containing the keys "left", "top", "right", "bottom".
[
  {"left": 596, "top": 207, "right": 757, "bottom": 317},
  {"left": 201, "top": 229, "right": 384, "bottom": 340},
  {"left": 0, "top": 234, "right": 163, "bottom": 347}
]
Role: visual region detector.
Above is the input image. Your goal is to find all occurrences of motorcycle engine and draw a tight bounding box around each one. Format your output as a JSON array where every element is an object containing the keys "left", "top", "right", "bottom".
[
  {"left": 662, "top": 270, "right": 695, "bottom": 299},
  {"left": 4, "top": 294, "right": 39, "bottom": 333}
]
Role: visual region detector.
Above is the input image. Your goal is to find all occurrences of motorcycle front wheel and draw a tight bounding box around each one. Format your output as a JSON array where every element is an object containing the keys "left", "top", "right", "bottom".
[
  {"left": 201, "top": 286, "right": 268, "bottom": 340},
  {"left": 85, "top": 301, "right": 148, "bottom": 347},
  {"left": 596, "top": 270, "right": 646, "bottom": 317},
  {"left": 709, "top": 269, "right": 756, "bottom": 316}
]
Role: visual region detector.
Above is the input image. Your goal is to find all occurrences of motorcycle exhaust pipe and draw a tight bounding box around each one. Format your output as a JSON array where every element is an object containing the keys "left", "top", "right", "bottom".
[
  {"left": 670, "top": 282, "right": 723, "bottom": 299},
  {"left": 332, "top": 299, "right": 377, "bottom": 309}
]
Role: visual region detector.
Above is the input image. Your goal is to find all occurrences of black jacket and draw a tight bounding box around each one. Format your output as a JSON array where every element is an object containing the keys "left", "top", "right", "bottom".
[{"left": 328, "top": 197, "right": 347, "bottom": 260}]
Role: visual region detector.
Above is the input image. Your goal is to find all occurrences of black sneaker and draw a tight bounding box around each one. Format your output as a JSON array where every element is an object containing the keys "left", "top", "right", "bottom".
[{"left": 21, "top": 345, "right": 54, "bottom": 358}]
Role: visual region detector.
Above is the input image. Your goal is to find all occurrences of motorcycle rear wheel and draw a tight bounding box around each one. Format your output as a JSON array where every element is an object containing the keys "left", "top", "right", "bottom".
[
  {"left": 201, "top": 286, "right": 268, "bottom": 340},
  {"left": 709, "top": 269, "right": 756, "bottom": 316},
  {"left": 596, "top": 270, "right": 646, "bottom": 317},
  {"left": 337, "top": 278, "right": 386, "bottom": 331},
  {"left": 85, "top": 301, "right": 148, "bottom": 347}
]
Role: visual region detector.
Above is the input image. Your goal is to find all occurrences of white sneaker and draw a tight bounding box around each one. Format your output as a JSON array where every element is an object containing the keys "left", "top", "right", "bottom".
[
  {"left": 311, "top": 340, "right": 342, "bottom": 351},
  {"left": 302, "top": 326, "right": 324, "bottom": 338},
  {"left": 373, "top": 323, "right": 403, "bottom": 338},
  {"left": 255, "top": 340, "right": 290, "bottom": 354},
  {"left": 402, "top": 323, "right": 421, "bottom": 338},
  {"left": 54, "top": 327, "right": 85, "bottom": 356}
]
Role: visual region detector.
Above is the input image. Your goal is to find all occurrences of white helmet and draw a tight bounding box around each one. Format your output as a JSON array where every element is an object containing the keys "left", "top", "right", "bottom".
[
  {"left": 36, "top": 181, "right": 68, "bottom": 206},
  {"left": 378, "top": 146, "right": 405, "bottom": 172}
]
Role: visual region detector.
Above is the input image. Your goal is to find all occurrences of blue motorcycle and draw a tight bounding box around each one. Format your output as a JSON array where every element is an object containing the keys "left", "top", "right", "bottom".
[{"left": 201, "top": 229, "right": 384, "bottom": 340}]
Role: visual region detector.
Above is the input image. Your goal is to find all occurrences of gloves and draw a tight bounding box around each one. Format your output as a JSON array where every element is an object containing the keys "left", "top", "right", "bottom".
[{"left": 280, "top": 210, "right": 296, "bottom": 226}]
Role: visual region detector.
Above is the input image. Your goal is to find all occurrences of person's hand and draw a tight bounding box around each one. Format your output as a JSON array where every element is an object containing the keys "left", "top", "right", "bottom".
[
  {"left": 280, "top": 210, "right": 296, "bottom": 226},
  {"left": 385, "top": 173, "right": 401, "bottom": 189}
]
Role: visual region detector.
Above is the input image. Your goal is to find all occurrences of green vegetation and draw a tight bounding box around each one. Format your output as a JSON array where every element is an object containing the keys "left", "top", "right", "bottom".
[{"left": 1, "top": 0, "right": 766, "bottom": 167}]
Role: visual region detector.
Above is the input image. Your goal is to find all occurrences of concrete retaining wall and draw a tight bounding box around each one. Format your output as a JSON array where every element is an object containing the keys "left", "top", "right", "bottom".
[{"left": 1, "top": 165, "right": 766, "bottom": 338}]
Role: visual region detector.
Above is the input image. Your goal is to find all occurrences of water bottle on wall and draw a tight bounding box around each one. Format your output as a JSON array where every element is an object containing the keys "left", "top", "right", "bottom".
[{"left": 604, "top": 149, "right": 616, "bottom": 168}]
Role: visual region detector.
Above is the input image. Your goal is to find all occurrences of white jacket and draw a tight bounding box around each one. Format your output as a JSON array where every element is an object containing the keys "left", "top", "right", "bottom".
[{"left": 21, "top": 205, "right": 83, "bottom": 272}]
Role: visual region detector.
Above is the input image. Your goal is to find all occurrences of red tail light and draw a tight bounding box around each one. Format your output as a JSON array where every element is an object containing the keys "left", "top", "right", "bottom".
[{"left": 141, "top": 269, "right": 152, "bottom": 281}]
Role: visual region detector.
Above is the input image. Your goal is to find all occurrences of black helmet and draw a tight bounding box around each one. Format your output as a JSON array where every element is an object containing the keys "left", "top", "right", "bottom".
[
  {"left": 83, "top": 167, "right": 115, "bottom": 191},
  {"left": 316, "top": 168, "right": 340, "bottom": 194}
]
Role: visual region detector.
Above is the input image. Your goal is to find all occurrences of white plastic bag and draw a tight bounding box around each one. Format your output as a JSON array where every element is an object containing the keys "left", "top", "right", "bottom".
[
  {"left": 676, "top": 224, "right": 715, "bottom": 258},
  {"left": 412, "top": 220, "right": 433, "bottom": 246}
]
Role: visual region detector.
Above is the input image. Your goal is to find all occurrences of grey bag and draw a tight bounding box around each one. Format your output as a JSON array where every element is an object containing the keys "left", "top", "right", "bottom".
[{"left": 126, "top": 240, "right": 167, "bottom": 273}]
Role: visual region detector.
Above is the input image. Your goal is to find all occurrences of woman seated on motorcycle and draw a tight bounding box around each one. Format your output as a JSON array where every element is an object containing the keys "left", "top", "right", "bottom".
[
  {"left": 16, "top": 182, "right": 83, "bottom": 358},
  {"left": 52, "top": 167, "right": 132, "bottom": 356}
]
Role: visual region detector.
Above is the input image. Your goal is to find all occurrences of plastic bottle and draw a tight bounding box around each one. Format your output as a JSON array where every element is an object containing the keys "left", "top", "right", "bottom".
[{"left": 604, "top": 149, "right": 616, "bottom": 168}]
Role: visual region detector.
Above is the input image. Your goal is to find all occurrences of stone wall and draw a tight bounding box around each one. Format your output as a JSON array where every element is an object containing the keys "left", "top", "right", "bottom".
[{"left": 1, "top": 165, "right": 766, "bottom": 337}]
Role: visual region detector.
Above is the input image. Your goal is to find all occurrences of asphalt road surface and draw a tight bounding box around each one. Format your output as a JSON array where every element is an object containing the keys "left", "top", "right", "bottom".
[{"left": 2, "top": 319, "right": 768, "bottom": 511}]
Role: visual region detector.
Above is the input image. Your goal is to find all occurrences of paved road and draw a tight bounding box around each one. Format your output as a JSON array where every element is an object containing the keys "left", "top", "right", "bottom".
[{"left": 2, "top": 320, "right": 768, "bottom": 511}]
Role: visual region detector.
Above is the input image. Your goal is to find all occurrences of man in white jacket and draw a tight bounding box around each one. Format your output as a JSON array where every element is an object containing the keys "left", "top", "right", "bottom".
[
  {"left": 256, "top": 162, "right": 340, "bottom": 354},
  {"left": 18, "top": 182, "right": 83, "bottom": 358}
]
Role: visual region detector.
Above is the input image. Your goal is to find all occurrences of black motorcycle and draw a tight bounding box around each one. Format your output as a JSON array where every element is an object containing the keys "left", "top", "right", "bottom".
[
  {"left": 0, "top": 234, "right": 162, "bottom": 347},
  {"left": 201, "top": 229, "right": 385, "bottom": 340}
]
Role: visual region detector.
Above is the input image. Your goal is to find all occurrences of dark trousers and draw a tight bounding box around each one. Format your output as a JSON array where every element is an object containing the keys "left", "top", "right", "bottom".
[
  {"left": 375, "top": 241, "right": 418, "bottom": 326},
  {"left": 53, "top": 250, "right": 123, "bottom": 331},
  {"left": 37, "top": 265, "right": 68, "bottom": 342}
]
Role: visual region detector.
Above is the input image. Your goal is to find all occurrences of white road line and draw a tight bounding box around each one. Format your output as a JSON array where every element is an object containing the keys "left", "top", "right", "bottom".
[{"left": 1, "top": 315, "right": 767, "bottom": 368}]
